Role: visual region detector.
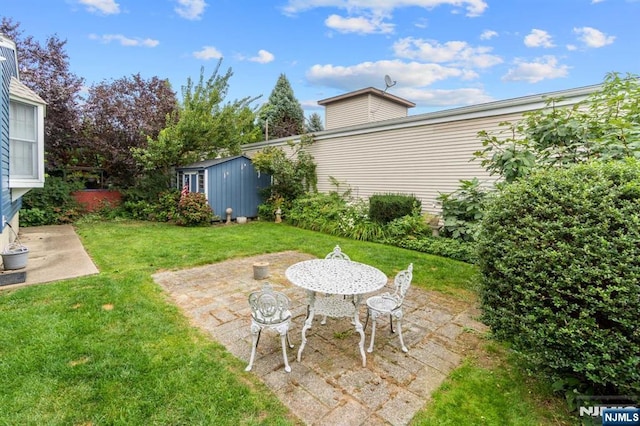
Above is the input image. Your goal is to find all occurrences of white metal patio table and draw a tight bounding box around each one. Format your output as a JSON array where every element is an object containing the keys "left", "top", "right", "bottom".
[{"left": 285, "top": 258, "right": 388, "bottom": 367}]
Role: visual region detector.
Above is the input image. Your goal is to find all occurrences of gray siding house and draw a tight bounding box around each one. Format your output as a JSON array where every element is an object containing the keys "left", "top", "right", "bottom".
[
  {"left": 242, "top": 84, "right": 599, "bottom": 215},
  {"left": 176, "top": 155, "right": 271, "bottom": 220},
  {"left": 0, "top": 35, "right": 46, "bottom": 248}
]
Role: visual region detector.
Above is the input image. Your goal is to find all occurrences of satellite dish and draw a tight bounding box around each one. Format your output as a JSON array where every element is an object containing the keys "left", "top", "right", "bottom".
[{"left": 384, "top": 74, "right": 396, "bottom": 89}]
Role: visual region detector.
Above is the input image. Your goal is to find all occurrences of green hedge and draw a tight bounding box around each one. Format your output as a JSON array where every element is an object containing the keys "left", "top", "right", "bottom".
[
  {"left": 369, "top": 193, "right": 421, "bottom": 224},
  {"left": 477, "top": 159, "right": 640, "bottom": 396}
]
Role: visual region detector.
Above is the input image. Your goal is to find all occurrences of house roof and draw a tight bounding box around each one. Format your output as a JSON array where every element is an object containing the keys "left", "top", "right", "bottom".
[
  {"left": 243, "top": 82, "right": 602, "bottom": 149},
  {"left": 317, "top": 87, "right": 416, "bottom": 108},
  {"left": 10, "top": 77, "right": 47, "bottom": 106},
  {"left": 178, "top": 154, "right": 251, "bottom": 170}
]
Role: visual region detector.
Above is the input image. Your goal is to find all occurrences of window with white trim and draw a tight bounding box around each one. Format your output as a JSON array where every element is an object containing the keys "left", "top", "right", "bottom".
[
  {"left": 10, "top": 101, "right": 38, "bottom": 179},
  {"left": 9, "top": 99, "right": 44, "bottom": 188}
]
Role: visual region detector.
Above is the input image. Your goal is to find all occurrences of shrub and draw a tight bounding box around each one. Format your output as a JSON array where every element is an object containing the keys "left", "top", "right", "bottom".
[
  {"left": 20, "top": 176, "right": 84, "bottom": 226},
  {"left": 385, "top": 214, "right": 432, "bottom": 240},
  {"left": 477, "top": 159, "right": 640, "bottom": 396},
  {"left": 175, "top": 192, "right": 214, "bottom": 226},
  {"left": 287, "top": 192, "right": 385, "bottom": 241},
  {"left": 121, "top": 190, "right": 180, "bottom": 222},
  {"left": 369, "top": 193, "right": 421, "bottom": 224},
  {"left": 287, "top": 192, "right": 347, "bottom": 234},
  {"left": 438, "top": 178, "right": 490, "bottom": 242},
  {"left": 383, "top": 235, "right": 477, "bottom": 263}
]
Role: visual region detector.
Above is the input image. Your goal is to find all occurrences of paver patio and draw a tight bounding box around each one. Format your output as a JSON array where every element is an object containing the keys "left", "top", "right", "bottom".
[{"left": 152, "top": 251, "right": 488, "bottom": 426}]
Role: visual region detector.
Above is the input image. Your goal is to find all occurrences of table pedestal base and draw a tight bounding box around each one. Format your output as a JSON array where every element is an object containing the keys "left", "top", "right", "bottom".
[{"left": 297, "top": 291, "right": 367, "bottom": 367}]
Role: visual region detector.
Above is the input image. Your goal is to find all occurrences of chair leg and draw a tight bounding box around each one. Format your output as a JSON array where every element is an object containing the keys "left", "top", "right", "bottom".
[
  {"left": 245, "top": 328, "right": 261, "bottom": 372},
  {"left": 279, "top": 331, "right": 291, "bottom": 373},
  {"left": 286, "top": 331, "right": 294, "bottom": 349},
  {"left": 394, "top": 314, "right": 408, "bottom": 353}
]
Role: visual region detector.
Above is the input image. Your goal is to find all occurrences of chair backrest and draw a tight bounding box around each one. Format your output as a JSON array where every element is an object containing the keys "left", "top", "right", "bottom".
[
  {"left": 248, "top": 283, "right": 291, "bottom": 325},
  {"left": 392, "top": 263, "right": 413, "bottom": 305},
  {"left": 325, "top": 245, "right": 350, "bottom": 260}
]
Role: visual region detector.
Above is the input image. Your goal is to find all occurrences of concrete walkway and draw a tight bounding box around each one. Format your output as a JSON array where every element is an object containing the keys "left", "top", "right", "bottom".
[
  {"left": 153, "top": 251, "right": 488, "bottom": 426},
  {"left": 0, "top": 225, "right": 99, "bottom": 290}
]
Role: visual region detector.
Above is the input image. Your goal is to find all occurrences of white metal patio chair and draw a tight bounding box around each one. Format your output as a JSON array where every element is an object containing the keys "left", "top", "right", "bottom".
[
  {"left": 325, "top": 245, "right": 350, "bottom": 261},
  {"left": 364, "top": 263, "right": 413, "bottom": 353},
  {"left": 321, "top": 245, "right": 351, "bottom": 325},
  {"left": 245, "top": 282, "right": 294, "bottom": 373}
]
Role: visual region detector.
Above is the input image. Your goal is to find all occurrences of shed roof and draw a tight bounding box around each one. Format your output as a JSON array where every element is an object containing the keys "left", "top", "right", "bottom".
[
  {"left": 317, "top": 87, "right": 416, "bottom": 108},
  {"left": 178, "top": 154, "right": 251, "bottom": 171}
]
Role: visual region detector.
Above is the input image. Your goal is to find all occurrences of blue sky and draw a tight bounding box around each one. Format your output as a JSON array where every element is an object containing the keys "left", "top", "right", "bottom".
[{"left": 3, "top": 0, "right": 639, "bottom": 117}]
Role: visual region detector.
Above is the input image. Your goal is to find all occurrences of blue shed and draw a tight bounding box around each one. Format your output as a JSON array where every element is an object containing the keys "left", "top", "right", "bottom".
[{"left": 176, "top": 155, "right": 270, "bottom": 220}]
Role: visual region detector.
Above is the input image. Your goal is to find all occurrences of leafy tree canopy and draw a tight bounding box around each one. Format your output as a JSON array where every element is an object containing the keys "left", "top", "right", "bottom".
[
  {"left": 257, "top": 73, "right": 305, "bottom": 139},
  {"left": 133, "top": 61, "right": 262, "bottom": 176},
  {"left": 1, "top": 17, "right": 84, "bottom": 172},
  {"left": 252, "top": 135, "right": 317, "bottom": 203},
  {"left": 474, "top": 72, "right": 640, "bottom": 183},
  {"left": 81, "top": 73, "right": 179, "bottom": 187}
]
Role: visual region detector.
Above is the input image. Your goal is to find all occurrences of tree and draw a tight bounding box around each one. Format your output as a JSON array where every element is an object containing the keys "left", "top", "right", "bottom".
[
  {"left": 474, "top": 72, "right": 640, "bottom": 183},
  {"left": 306, "top": 112, "right": 324, "bottom": 132},
  {"left": 133, "top": 62, "right": 262, "bottom": 178},
  {"left": 0, "top": 17, "right": 84, "bottom": 172},
  {"left": 80, "top": 73, "right": 179, "bottom": 187},
  {"left": 257, "top": 74, "right": 305, "bottom": 139},
  {"left": 251, "top": 135, "right": 317, "bottom": 204}
]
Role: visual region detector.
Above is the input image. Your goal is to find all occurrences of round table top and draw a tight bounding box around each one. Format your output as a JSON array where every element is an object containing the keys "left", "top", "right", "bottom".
[{"left": 285, "top": 259, "right": 388, "bottom": 295}]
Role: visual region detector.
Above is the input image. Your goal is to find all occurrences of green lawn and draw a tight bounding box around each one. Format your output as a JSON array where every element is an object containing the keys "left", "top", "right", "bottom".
[{"left": 0, "top": 220, "right": 576, "bottom": 425}]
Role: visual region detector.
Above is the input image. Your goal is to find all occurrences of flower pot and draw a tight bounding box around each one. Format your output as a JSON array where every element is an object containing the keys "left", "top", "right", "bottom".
[{"left": 2, "top": 244, "right": 29, "bottom": 270}]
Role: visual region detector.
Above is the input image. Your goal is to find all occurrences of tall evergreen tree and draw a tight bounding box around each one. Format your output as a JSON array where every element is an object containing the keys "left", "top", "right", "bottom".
[
  {"left": 258, "top": 74, "right": 305, "bottom": 139},
  {"left": 306, "top": 112, "right": 324, "bottom": 132}
]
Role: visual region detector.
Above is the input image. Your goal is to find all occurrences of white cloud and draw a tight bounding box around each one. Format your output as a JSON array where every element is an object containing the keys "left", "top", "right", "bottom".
[
  {"left": 502, "top": 56, "right": 569, "bottom": 83},
  {"left": 283, "top": 0, "right": 488, "bottom": 18},
  {"left": 566, "top": 44, "right": 577, "bottom": 51},
  {"left": 396, "top": 86, "right": 494, "bottom": 106},
  {"left": 480, "top": 30, "right": 498, "bottom": 40},
  {"left": 249, "top": 50, "right": 275, "bottom": 63},
  {"left": 325, "top": 14, "right": 394, "bottom": 34},
  {"left": 573, "top": 26, "right": 615, "bottom": 48},
  {"left": 306, "top": 59, "right": 470, "bottom": 91},
  {"left": 175, "top": 0, "right": 207, "bottom": 20},
  {"left": 524, "top": 29, "right": 555, "bottom": 48},
  {"left": 193, "top": 46, "right": 222, "bottom": 60},
  {"left": 393, "top": 37, "right": 502, "bottom": 68},
  {"left": 77, "top": 0, "right": 120, "bottom": 15},
  {"left": 89, "top": 34, "right": 159, "bottom": 47}
]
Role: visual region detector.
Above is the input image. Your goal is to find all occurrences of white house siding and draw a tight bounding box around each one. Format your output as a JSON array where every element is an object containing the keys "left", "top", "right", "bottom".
[
  {"left": 325, "top": 96, "right": 370, "bottom": 130},
  {"left": 243, "top": 84, "right": 599, "bottom": 215},
  {"left": 324, "top": 93, "right": 411, "bottom": 130},
  {"left": 308, "top": 114, "right": 516, "bottom": 213},
  {"left": 368, "top": 97, "right": 408, "bottom": 123}
]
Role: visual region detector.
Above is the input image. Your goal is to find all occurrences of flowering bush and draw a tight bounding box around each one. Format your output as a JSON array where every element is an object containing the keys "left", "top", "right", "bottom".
[{"left": 175, "top": 192, "right": 214, "bottom": 226}]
